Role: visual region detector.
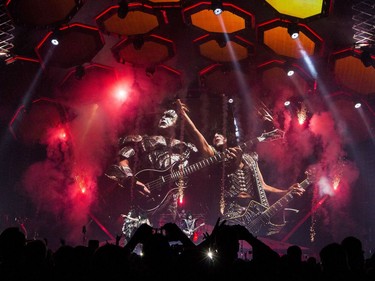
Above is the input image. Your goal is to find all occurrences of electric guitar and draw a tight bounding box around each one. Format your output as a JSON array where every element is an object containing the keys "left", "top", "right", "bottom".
[
  {"left": 134, "top": 129, "right": 285, "bottom": 212},
  {"left": 183, "top": 223, "right": 206, "bottom": 238},
  {"left": 224, "top": 169, "right": 315, "bottom": 236}
]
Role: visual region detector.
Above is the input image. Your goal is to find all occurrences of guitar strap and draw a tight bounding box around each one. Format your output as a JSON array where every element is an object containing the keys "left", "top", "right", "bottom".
[{"left": 242, "top": 153, "right": 270, "bottom": 208}]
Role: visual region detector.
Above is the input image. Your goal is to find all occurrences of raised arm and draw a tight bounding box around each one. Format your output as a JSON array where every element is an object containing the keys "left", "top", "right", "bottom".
[{"left": 176, "top": 99, "right": 215, "bottom": 158}]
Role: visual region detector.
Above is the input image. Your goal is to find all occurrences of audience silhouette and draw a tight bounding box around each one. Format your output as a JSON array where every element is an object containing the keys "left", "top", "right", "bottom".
[{"left": 0, "top": 221, "right": 374, "bottom": 281}]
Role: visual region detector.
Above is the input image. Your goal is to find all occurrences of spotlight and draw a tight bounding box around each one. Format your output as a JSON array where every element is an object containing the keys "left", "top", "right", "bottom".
[
  {"left": 133, "top": 36, "right": 144, "bottom": 50},
  {"left": 354, "top": 102, "right": 362, "bottom": 109},
  {"left": 207, "top": 251, "right": 213, "bottom": 259},
  {"left": 287, "top": 23, "right": 300, "bottom": 39},
  {"left": 284, "top": 62, "right": 295, "bottom": 76},
  {"left": 284, "top": 100, "right": 291, "bottom": 106},
  {"left": 207, "top": 249, "right": 214, "bottom": 259},
  {"left": 228, "top": 98, "right": 234, "bottom": 104},
  {"left": 117, "top": 0, "right": 129, "bottom": 19},
  {"left": 211, "top": 0, "right": 223, "bottom": 15},
  {"left": 75, "top": 65, "right": 85, "bottom": 80},
  {"left": 50, "top": 29, "right": 61, "bottom": 45}
]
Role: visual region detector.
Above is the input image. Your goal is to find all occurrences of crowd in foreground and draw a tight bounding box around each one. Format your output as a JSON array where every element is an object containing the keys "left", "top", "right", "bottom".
[{"left": 0, "top": 218, "right": 374, "bottom": 281}]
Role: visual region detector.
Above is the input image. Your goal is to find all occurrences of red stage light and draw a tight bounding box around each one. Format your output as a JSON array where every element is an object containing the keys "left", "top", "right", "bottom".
[
  {"left": 116, "top": 89, "right": 128, "bottom": 102},
  {"left": 193, "top": 232, "right": 198, "bottom": 242},
  {"left": 58, "top": 130, "right": 67, "bottom": 141}
]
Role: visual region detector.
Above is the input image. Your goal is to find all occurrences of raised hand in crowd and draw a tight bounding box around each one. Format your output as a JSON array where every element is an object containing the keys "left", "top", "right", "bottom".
[
  {"left": 161, "top": 222, "right": 196, "bottom": 248},
  {"left": 124, "top": 223, "right": 153, "bottom": 253}
]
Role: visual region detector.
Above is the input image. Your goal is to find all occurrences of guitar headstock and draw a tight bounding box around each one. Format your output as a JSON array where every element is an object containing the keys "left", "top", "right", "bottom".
[{"left": 257, "top": 129, "right": 285, "bottom": 143}]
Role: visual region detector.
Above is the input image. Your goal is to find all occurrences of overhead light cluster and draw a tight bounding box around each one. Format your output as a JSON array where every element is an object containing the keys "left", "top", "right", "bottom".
[
  {"left": 352, "top": 1, "right": 375, "bottom": 48},
  {"left": 0, "top": 3, "right": 15, "bottom": 59}
]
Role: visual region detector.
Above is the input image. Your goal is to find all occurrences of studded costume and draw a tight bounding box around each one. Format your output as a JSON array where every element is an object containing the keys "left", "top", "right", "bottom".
[{"left": 106, "top": 134, "right": 198, "bottom": 218}]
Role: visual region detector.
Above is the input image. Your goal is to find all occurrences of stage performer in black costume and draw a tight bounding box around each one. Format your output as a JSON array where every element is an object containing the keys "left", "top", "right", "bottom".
[
  {"left": 181, "top": 211, "right": 198, "bottom": 238},
  {"left": 105, "top": 101, "right": 199, "bottom": 223},
  {"left": 210, "top": 132, "right": 305, "bottom": 236},
  {"left": 176, "top": 99, "right": 306, "bottom": 236}
]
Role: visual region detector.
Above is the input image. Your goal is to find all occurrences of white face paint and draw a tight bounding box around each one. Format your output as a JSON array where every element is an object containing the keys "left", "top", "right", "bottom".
[
  {"left": 213, "top": 133, "right": 227, "bottom": 148},
  {"left": 158, "top": 109, "right": 178, "bottom": 129}
]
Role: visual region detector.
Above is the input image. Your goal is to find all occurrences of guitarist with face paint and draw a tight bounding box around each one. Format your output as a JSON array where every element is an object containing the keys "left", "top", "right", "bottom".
[
  {"left": 210, "top": 133, "right": 308, "bottom": 236},
  {"left": 180, "top": 211, "right": 205, "bottom": 239},
  {"left": 105, "top": 101, "right": 199, "bottom": 222},
  {"left": 176, "top": 98, "right": 307, "bottom": 236}
]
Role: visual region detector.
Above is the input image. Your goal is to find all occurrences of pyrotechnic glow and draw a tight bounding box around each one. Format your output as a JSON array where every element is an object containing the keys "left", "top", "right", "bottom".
[
  {"left": 49, "top": 126, "right": 68, "bottom": 142},
  {"left": 310, "top": 218, "right": 316, "bottom": 242},
  {"left": 318, "top": 177, "right": 334, "bottom": 196},
  {"left": 75, "top": 174, "right": 88, "bottom": 194},
  {"left": 332, "top": 175, "right": 341, "bottom": 191},
  {"left": 297, "top": 103, "right": 307, "bottom": 125}
]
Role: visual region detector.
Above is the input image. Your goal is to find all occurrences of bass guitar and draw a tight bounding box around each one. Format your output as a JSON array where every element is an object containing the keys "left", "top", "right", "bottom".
[
  {"left": 134, "top": 129, "right": 285, "bottom": 212},
  {"left": 224, "top": 169, "right": 315, "bottom": 236}
]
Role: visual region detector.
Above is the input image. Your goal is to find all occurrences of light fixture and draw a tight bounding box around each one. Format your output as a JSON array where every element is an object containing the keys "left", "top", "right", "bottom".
[
  {"left": 117, "top": 0, "right": 129, "bottom": 19},
  {"left": 133, "top": 36, "right": 144, "bottom": 50},
  {"left": 50, "top": 29, "right": 61, "bottom": 46},
  {"left": 211, "top": 0, "right": 223, "bottom": 15},
  {"left": 283, "top": 62, "right": 295, "bottom": 76},
  {"left": 284, "top": 100, "right": 291, "bottom": 106},
  {"left": 287, "top": 23, "right": 300, "bottom": 39},
  {"left": 360, "top": 48, "right": 373, "bottom": 67},
  {"left": 215, "top": 34, "right": 228, "bottom": 48},
  {"left": 354, "top": 102, "right": 362, "bottom": 109},
  {"left": 75, "top": 65, "right": 85, "bottom": 80},
  {"left": 146, "top": 65, "right": 155, "bottom": 77}
]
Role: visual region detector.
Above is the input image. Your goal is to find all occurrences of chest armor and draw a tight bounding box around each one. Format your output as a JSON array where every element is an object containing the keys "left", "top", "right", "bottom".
[
  {"left": 120, "top": 135, "right": 196, "bottom": 170},
  {"left": 226, "top": 165, "right": 257, "bottom": 199}
]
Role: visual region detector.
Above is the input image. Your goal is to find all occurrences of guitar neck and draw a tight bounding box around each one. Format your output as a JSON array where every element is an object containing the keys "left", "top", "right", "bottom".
[
  {"left": 239, "top": 138, "right": 260, "bottom": 151},
  {"left": 171, "top": 153, "right": 224, "bottom": 180},
  {"left": 263, "top": 178, "right": 310, "bottom": 219},
  {"left": 171, "top": 138, "right": 260, "bottom": 180}
]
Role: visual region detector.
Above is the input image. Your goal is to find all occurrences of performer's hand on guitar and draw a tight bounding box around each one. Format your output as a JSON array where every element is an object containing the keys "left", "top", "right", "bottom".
[
  {"left": 135, "top": 180, "right": 151, "bottom": 196},
  {"left": 288, "top": 183, "right": 305, "bottom": 197},
  {"left": 225, "top": 146, "right": 243, "bottom": 172}
]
